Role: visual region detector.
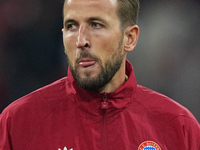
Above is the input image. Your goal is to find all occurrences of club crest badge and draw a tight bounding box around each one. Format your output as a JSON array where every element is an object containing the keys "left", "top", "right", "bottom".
[{"left": 138, "top": 141, "right": 161, "bottom": 150}]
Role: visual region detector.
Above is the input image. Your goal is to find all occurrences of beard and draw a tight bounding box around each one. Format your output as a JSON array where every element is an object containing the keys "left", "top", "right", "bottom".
[{"left": 68, "top": 39, "right": 124, "bottom": 91}]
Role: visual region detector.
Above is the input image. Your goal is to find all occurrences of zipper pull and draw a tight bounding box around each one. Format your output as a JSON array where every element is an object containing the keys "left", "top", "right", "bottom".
[{"left": 101, "top": 93, "right": 108, "bottom": 109}]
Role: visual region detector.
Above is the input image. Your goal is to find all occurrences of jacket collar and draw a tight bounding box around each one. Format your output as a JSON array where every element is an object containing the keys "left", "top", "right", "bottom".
[{"left": 65, "top": 59, "right": 137, "bottom": 116}]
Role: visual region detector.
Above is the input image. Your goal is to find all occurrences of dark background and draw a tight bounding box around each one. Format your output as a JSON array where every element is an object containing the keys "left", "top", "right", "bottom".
[{"left": 1, "top": 0, "right": 200, "bottom": 122}]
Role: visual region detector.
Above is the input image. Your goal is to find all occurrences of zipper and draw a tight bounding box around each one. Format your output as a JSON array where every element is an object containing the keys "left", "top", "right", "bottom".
[
  {"left": 102, "top": 93, "right": 108, "bottom": 150},
  {"left": 101, "top": 93, "right": 108, "bottom": 109}
]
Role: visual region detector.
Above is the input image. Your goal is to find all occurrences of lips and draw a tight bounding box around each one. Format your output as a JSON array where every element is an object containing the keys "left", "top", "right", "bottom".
[{"left": 78, "top": 59, "right": 96, "bottom": 68}]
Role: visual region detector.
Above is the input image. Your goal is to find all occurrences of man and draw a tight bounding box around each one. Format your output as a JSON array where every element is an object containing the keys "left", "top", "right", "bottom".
[{"left": 0, "top": 0, "right": 200, "bottom": 149}]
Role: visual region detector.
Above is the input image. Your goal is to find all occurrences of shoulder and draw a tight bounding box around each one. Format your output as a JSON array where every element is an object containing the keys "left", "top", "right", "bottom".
[
  {"left": 1, "top": 77, "right": 67, "bottom": 119},
  {"left": 135, "top": 84, "right": 198, "bottom": 122},
  {"left": 135, "top": 84, "right": 200, "bottom": 144}
]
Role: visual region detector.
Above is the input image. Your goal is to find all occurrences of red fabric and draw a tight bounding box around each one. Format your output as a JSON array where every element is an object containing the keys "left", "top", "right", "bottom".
[{"left": 0, "top": 60, "right": 200, "bottom": 150}]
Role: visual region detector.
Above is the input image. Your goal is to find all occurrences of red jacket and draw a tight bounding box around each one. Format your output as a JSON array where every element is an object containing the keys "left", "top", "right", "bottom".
[{"left": 0, "top": 60, "right": 200, "bottom": 150}]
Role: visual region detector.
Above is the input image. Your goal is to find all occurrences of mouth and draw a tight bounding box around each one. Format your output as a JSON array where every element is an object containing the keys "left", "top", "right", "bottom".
[{"left": 78, "top": 58, "right": 96, "bottom": 68}]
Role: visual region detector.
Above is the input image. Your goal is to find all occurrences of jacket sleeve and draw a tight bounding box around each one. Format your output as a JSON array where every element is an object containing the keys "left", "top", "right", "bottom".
[
  {"left": 182, "top": 117, "right": 200, "bottom": 149},
  {"left": 0, "top": 112, "right": 12, "bottom": 150},
  {"left": 164, "top": 115, "right": 200, "bottom": 149}
]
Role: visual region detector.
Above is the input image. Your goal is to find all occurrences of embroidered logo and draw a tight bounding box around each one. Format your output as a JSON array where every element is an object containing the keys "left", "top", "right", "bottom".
[
  {"left": 58, "top": 146, "right": 73, "bottom": 150},
  {"left": 138, "top": 141, "right": 161, "bottom": 150}
]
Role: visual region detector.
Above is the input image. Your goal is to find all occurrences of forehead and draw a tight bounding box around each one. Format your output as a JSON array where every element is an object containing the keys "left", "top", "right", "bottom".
[
  {"left": 63, "top": 0, "right": 118, "bottom": 21},
  {"left": 65, "top": 0, "right": 117, "bottom": 7},
  {"left": 66, "top": 0, "right": 117, "bottom": 5}
]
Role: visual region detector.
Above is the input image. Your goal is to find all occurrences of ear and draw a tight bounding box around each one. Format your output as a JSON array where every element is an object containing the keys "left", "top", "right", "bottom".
[{"left": 124, "top": 25, "right": 139, "bottom": 52}]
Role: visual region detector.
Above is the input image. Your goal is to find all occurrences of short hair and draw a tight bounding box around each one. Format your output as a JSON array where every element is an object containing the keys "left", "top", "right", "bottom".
[
  {"left": 116, "top": 0, "right": 140, "bottom": 30},
  {"left": 63, "top": 0, "right": 140, "bottom": 30}
]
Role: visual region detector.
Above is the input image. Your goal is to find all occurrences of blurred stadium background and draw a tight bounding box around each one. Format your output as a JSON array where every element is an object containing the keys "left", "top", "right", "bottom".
[{"left": 0, "top": 0, "right": 200, "bottom": 122}]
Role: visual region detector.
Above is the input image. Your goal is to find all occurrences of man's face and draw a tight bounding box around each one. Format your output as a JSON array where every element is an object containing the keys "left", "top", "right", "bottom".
[{"left": 62, "top": 0, "right": 126, "bottom": 91}]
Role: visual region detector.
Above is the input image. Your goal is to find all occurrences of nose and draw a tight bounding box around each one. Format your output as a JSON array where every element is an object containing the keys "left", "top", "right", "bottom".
[{"left": 76, "top": 25, "right": 90, "bottom": 49}]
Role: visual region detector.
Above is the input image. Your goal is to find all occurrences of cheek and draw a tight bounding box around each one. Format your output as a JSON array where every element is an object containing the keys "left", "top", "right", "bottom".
[
  {"left": 63, "top": 34, "right": 77, "bottom": 65},
  {"left": 97, "top": 37, "right": 121, "bottom": 59},
  {"left": 63, "top": 34, "right": 76, "bottom": 50}
]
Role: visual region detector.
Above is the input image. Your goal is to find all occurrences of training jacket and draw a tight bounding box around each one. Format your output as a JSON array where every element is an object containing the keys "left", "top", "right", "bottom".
[{"left": 0, "top": 60, "right": 200, "bottom": 150}]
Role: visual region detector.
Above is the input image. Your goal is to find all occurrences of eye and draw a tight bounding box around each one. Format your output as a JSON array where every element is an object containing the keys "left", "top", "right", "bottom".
[
  {"left": 66, "top": 23, "right": 78, "bottom": 31},
  {"left": 91, "top": 22, "right": 103, "bottom": 29}
]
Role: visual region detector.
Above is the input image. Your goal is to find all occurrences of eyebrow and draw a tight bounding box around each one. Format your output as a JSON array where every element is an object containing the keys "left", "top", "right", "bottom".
[
  {"left": 64, "top": 19, "right": 76, "bottom": 26},
  {"left": 87, "top": 17, "right": 107, "bottom": 24},
  {"left": 64, "top": 17, "right": 107, "bottom": 26}
]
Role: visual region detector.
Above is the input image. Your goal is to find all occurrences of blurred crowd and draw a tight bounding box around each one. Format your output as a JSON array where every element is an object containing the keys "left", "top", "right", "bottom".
[
  {"left": 0, "top": 0, "right": 65, "bottom": 111},
  {"left": 0, "top": 1, "right": 200, "bottom": 122}
]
